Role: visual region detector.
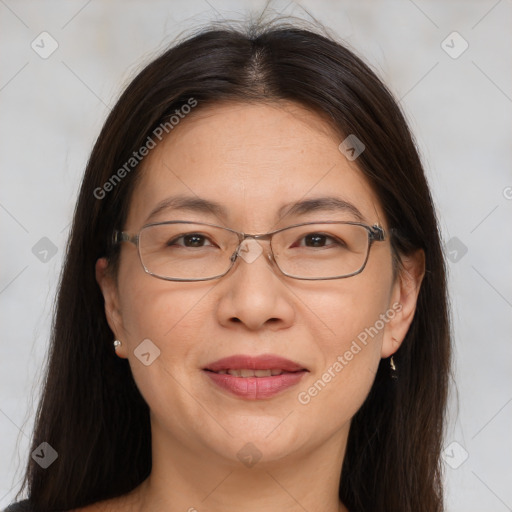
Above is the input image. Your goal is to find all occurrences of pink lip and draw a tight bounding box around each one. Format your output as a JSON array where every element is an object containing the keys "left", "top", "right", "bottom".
[
  {"left": 203, "top": 354, "right": 308, "bottom": 400},
  {"left": 204, "top": 371, "right": 307, "bottom": 399},
  {"left": 204, "top": 354, "right": 307, "bottom": 373}
]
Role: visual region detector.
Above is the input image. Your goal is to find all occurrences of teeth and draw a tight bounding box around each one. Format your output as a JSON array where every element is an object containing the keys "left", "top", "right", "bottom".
[
  {"left": 254, "top": 369, "right": 272, "bottom": 377},
  {"left": 220, "top": 369, "right": 284, "bottom": 377}
]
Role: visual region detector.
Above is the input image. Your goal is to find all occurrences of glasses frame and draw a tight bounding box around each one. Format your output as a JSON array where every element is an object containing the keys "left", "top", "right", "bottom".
[{"left": 113, "top": 220, "right": 386, "bottom": 282}]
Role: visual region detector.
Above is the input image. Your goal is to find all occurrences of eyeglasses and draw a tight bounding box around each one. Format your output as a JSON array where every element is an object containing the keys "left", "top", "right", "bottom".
[{"left": 113, "top": 220, "right": 386, "bottom": 281}]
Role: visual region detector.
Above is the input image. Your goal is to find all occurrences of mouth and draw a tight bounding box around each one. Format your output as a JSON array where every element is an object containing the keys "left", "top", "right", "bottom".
[{"left": 202, "top": 354, "right": 309, "bottom": 400}]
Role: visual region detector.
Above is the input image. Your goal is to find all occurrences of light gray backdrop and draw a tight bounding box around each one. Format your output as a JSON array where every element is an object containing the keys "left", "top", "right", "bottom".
[{"left": 1, "top": 1, "right": 511, "bottom": 510}]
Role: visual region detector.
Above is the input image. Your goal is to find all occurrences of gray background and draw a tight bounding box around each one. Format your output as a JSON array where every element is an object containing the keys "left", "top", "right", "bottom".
[{"left": 1, "top": 0, "right": 511, "bottom": 510}]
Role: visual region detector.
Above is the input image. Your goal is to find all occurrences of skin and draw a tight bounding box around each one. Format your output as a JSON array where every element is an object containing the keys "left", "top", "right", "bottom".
[{"left": 91, "top": 101, "right": 424, "bottom": 512}]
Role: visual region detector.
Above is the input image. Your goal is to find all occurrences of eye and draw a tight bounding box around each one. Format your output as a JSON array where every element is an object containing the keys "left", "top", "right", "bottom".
[
  {"left": 167, "top": 233, "right": 216, "bottom": 248},
  {"left": 294, "top": 232, "right": 346, "bottom": 249}
]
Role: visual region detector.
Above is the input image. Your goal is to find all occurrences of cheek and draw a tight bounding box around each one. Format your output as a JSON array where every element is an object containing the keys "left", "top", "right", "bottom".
[
  {"left": 306, "top": 264, "right": 392, "bottom": 353},
  {"left": 296, "top": 270, "right": 393, "bottom": 420},
  {"left": 116, "top": 245, "right": 206, "bottom": 341},
  {"left": 115, "top": 274, "right": 211, "bottom": 417},
  {"left": 320, "top": 290, "right": 387, "bottom": 371},
  {"left": 114, "top": 269, "right": 196, "bottom": 394}
]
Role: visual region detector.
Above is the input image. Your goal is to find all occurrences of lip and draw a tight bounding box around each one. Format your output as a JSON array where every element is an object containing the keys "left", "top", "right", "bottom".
[
  {"left": 203, "top": 354, "right": 308, "bottom": 400},
  {"left": 204, "top": 354, "right": 307, "bottom": 373}
]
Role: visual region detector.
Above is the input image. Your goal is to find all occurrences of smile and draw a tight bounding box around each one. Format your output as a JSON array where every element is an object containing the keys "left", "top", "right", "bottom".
[{"left": 203, "top": 354, "right": 309, "bottom": 399}]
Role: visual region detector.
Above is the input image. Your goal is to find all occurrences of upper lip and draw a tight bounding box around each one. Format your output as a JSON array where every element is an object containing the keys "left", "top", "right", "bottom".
[{"left": 204, "top": 354, "right": 308, "bottom": 373}]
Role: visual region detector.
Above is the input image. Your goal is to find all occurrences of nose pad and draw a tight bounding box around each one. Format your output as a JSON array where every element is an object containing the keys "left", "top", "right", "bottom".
[
  {"left": 231, "top": 239, "right": 275, "bottom": 267},
  {"left": 237, "top": 239, "right": 264, "bottom": 264}
]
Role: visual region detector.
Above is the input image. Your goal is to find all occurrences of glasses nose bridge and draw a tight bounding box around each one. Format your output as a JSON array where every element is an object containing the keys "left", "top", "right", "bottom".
[{"left": 243, "top": 232, "right": 273, "bottom": 242}]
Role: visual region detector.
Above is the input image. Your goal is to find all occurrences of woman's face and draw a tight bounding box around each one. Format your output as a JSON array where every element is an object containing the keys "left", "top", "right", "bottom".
[{"left": 97, "top": 101, "right": 419, "bottom": 468}]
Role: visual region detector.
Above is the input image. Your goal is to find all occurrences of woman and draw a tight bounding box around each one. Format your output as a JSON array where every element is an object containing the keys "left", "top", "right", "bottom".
[{"left": 7, "top": 20, "right": 450, "bottom": 512}]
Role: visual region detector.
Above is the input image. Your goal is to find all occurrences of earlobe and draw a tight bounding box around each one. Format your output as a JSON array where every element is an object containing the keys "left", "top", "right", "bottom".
[
  {"left": 381, "top": 249, "right": 425, "bottom": 358},
  {"left": 95, "top": 257, "right": 127, "bottom": 358}
]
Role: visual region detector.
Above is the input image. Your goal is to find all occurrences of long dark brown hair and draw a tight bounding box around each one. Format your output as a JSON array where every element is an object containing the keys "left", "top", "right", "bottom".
[{"left": 16, "top": 20, "right": 450, "bottom": 512}]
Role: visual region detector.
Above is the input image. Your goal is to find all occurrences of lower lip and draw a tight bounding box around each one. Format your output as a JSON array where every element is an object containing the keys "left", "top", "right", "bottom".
[{"left": 203, "top": 370, "right": 307, "bottom": 400}]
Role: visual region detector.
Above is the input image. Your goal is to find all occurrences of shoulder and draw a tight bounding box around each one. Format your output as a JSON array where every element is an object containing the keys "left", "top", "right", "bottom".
[{"left": 4, "top": 485, "right": 142, "bottom": 512}]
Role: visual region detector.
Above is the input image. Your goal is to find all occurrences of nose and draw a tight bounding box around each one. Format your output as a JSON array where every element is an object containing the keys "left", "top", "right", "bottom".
[{"left": 215, "top": 239, "right": 295, "bottom": 331}]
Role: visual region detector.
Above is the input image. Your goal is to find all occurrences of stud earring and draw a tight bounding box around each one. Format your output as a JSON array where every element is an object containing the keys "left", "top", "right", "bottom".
[{"left": 113, "top": 339, "right": 121, "bottom": 349}]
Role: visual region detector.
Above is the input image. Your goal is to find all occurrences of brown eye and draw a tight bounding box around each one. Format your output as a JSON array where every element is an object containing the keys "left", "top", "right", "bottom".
[
  {"left": 167, "top": 233, "right": 215, "bottom": 248},
  {"left": 294, "top": 233, "right": 346, "bottom": 249}
]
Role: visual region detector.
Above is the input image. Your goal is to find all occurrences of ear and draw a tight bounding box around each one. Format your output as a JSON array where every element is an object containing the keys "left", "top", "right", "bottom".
[
  {"left": 381, "top": 249, "right": 425, "bottom": 358},
  {"left": 95, "top": 257, "right": 127, "bottom": 358}
]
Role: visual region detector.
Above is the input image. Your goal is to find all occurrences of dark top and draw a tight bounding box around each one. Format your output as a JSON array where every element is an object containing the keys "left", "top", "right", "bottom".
[
  {"left": 4, "top": 499, "right": 354, "bottom": 511},
  {"left": 4, "top": 501, "right": 35, "bottom": 512}
]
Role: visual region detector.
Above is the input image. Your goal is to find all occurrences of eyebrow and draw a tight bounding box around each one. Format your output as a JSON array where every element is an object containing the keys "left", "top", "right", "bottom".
[
  {"left": 277, "top": 196, "right": 365, "bottom": 222},
  {"left": 145, "top": 195, "right": 228, "bottom": 224},
  {"left": 144, "top": 194, "right": 366, "bottom": 224}
]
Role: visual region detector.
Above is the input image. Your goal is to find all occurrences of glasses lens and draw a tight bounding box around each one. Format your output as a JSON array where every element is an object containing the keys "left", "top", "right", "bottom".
[
  {"left": 272, "top": 223, "right": 370, "bottom": 279},
  {"left": 138, "top": 223, "right": 237, "bottom": 280}
]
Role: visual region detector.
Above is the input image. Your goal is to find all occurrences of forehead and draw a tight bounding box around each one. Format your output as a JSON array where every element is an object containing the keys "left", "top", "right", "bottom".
[{"left": 126, "top": 101, "right": 385, "bottom": 231}]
